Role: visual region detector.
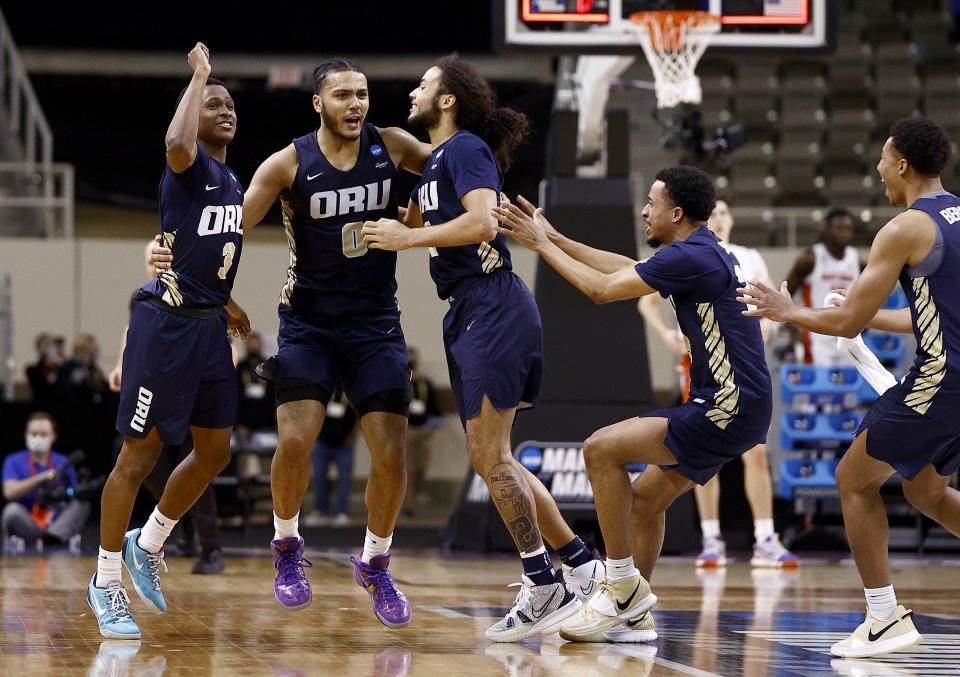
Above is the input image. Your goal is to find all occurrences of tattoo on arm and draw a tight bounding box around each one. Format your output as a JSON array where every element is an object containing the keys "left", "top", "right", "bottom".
[{"left": 487, "top": 462, "right": 541, "bottom": 552}]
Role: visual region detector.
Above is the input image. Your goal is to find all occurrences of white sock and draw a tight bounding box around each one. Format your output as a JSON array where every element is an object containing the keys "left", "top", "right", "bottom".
[
  {"left": 701, "top": 519, "right": 721, "bottom": 539},
  {"left": 137, "top": 507, "right": 177, "bottom": 554},
  {"left": 754, "top": 518, "right": 775, "bottom": 543},
  {"left": 361, "top": 528, "right": 392, "bottom": 563},
  {"left": 865, "top": 585, "right": 897, "bottom": 621},
  {"left": 96, "top": 548, "right": 122, "bottom": 588},
  {"left": 605, "top": 555, "right": 638, "bottom": 580},
  {"left": 273, "top": 512, "right": 300, "bottom": 541}
]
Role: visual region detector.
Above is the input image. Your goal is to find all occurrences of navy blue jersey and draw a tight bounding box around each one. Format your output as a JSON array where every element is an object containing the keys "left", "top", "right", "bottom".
[
  {"left": 413, "top": 131, "right": 512, "bottom": 300},
  {"left": 142, "top": 144, "right": 244, "bottom": 309},
  {"left": 895, "top": 191, "right": 960, "bottom": 413},
  {"left": 279, "top": 124, "right": 399, "bottom": 317},
  {"left": 637, "top": 227, "right": 771, "bottom": 428}
]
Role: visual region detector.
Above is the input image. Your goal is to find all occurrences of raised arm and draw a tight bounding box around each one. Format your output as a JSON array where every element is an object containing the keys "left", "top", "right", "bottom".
[
  {"left": 166, "top": 42, "right": 211, "bottom": 174},
  {"left": 379, "top": 126, "right": 432, "bottom": 176}
]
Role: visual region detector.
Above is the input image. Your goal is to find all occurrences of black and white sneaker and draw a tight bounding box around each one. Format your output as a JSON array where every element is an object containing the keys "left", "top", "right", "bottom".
[
  {"left": 485, "top": 572, "right": 582, "bottom": 643},
  {"left": 563, "top": 558, "right": 605, "bottom": 602}
]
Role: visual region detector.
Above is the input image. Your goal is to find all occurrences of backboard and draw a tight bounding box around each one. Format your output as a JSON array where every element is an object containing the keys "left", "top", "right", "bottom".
[{"left": 498, "top": 0, "right": 835, "bottom": 52}]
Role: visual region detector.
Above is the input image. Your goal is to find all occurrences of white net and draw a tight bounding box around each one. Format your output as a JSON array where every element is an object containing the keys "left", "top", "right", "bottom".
[{"left": 628, "top": 11, "right": 720, "bottom": 109}]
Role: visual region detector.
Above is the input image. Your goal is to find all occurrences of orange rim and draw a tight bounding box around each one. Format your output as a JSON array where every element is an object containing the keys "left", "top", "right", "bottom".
[{"left": 629, "top": 10, "right": 720, "bottom": 51}]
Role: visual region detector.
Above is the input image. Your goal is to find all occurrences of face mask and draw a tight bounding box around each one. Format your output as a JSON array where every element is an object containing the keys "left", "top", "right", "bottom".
[{"left": 26, "top": 434, "right": 52, "bottom": 455}]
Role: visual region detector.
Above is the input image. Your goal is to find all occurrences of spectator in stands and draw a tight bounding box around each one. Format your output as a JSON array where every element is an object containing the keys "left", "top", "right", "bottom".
[
  {"left": 402, "top": 346, "right": 442, "bottom": 517},
  {"left": 785, "top": 208, "right": 864, "bottom": 365},
  {"left": 54, "top": 333, "right": 113, "bottom": 468},
  {"left": 304, "top": 388, "right": 358, "bottom": 527},
  {"left": 235, "top": 332, "right": 276, "bottom": 439},
  {"left": 2, "top": 412, "right": 89, "bottom": 554},
  {"left": 26, "top": 333, "right": 61, "bottom": 410}
]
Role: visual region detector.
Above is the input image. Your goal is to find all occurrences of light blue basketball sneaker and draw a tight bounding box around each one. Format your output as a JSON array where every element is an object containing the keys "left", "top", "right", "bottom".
[
  {"left": 122, "top": 528, "right": 167, "bottom": 613},
  {"left": 86, "top": 575, "right": 141, "bottom": 639}
]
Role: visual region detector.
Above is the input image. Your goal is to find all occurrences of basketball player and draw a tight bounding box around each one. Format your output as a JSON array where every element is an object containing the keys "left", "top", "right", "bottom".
[
  {"left": 361, "top": 55, "right": 603, "bottom": 642},
  {"left": 641, "top": 199, "right": 798, "bottom": 569},
  {"left": 88, "top": 43, "right": 250, "bottom": 639},
  {"left": 153, "top": 57, "right": 431, "bottom": 627},
  {"left": 740, "top": 117, "right": 960, "bottom": 658},
  {"left": 785, "top": 208, "right": 863, "bottom": 365},
  {"left": 493, "top": 166, "right": 772, "bottom": 642}
]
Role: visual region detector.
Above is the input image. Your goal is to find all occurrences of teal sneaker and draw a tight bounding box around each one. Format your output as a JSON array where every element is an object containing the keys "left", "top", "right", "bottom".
[
  {"left": 87, "top": 575, "right": 141, "bottom": 639},
  {"left": 122, "top": 528, "right": 167, "bottom": 613}
]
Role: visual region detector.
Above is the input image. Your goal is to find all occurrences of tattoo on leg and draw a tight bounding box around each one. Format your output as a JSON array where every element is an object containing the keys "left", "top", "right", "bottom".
[{"left": 487, "top": 462, "right": 540, "bottom": 552}]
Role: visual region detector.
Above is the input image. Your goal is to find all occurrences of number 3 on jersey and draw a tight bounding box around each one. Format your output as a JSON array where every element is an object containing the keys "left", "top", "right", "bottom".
[
  {"left": 341, "top": 221, "right": 367, "bottom": 258},
  {"left": 218, "top": 242, "right": 236, "bottom": 280}
]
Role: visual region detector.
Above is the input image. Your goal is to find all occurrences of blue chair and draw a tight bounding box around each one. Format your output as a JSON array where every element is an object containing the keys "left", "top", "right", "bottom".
[{"left": 780, "top": 365, "right": 862, "bottom": 408}]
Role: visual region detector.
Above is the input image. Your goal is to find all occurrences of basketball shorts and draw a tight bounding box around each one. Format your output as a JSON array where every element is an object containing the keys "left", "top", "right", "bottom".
[
  {"left": 116, "top": 299, "right": 236, "bottom": 444},
  {"left": 857, "top": 380, "right": 960, "bottom": 480},
  {"left": 443, "top": 271, "right": 543, "bottom": 425},
  {"left": 275, "top": 304, "right": 410, "bottom": 411},
  {"left": 639, "top": 395, "right": 771, "bottom": 485}
]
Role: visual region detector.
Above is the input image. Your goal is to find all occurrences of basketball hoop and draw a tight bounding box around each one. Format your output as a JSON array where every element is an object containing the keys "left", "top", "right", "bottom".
[{"left": 628, "top": 11, "right": 720, "bottom": 109}]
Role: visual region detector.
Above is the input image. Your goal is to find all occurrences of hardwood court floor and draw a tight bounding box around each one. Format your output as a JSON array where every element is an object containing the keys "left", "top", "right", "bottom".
[{"left": 1, "top": 549, "right": 959, "bottom": 676}]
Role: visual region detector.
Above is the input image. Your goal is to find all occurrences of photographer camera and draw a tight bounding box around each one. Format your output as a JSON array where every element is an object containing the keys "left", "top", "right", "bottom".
[{"left": 2, "top": 412, "right": 91, "bottom": 554}]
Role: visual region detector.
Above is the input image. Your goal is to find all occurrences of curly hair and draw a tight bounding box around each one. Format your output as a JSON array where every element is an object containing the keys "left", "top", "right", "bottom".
[
  {"left": 889, "top": 118, "right": 951, "bottom": 176},
  {"left": 435, "top": 54, "right": 529, "bottom": 173},
  {"left": 313, "top": 57, "right": 364, "bottom": 94},
  {"left": 655, "top": 166, "right": 716, "bottom": 222}
]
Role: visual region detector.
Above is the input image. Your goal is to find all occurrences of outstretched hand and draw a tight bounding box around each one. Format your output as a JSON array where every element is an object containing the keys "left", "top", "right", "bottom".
[
  {"left": 187, "top": 42, "right": 211, "bottom": 76},
  {"left": 736, "top": 280, "right": 795, "bottom": 322},
  {"left": 491, "top": 194, "right": 554, "bottom": 252}
]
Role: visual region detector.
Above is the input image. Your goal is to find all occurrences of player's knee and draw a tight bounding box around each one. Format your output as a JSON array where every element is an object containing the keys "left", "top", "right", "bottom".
[
  {"left": 277, "top": 428, "right": 314, "bottom": 457},
  {"left": 902, "top": 483, "right": 941, "bottom": 515},
  {"left": 741, "top": 445, "right": 768, "bottom": 470},
  {"left": 370, "top": 442, "right": 405, "bottom": 473},
  {"left": 581, "top": 432, "right": 612, "bottom": 469}
]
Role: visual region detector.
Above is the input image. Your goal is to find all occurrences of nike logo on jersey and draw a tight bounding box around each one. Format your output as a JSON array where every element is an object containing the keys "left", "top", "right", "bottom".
[
  {"left": 616, "top": 580, "right": 642, "bottom": 612},
  {"left": 386, "top": 326, "right": 396, "bottom": 334},
  {"left": 306, "top": 172, "right": 324, "bottom": 181},
  {"left": 205, "top": 185, "right": 219, "bottom": 191},
  {"left": 868, "top": 612, "right": 911, "bottom": 642},
  {"left": 431, "top": 163, "right": 438, "bottom": 170},
  {"left": 531, "top": 587, "right": 559, "bottom": 618},
  {"left": 466, "top": 320, "right": 476, "bottom": 331}
]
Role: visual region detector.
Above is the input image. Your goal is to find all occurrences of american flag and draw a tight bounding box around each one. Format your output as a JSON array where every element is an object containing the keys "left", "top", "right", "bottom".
[{"left": 764, "top": 0, "right": 804, "bottom": 17}]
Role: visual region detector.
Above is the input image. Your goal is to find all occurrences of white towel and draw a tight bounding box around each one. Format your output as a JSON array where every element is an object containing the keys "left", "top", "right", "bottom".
[{"left": 823, "top": 292, "right": 899, "bottom": 396}]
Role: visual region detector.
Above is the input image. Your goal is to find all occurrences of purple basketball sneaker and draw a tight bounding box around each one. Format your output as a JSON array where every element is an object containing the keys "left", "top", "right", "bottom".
[
  {"left": 351, "top": 552, "right": 411, "bottom": 628},
  {"left": 271, "top": 537, "right": 313, "bottom": 610}
]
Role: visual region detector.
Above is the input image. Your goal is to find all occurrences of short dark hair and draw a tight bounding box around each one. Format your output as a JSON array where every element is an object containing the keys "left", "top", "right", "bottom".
[
  {"left": 313, "top": 57, "right": 364, "bottom": 94},
  {"left": 175, "top": 76, "right": 228, "bottom": 109},
  {"left": 654, "top": 166, "right": 716, "bottom": 223},
  {"left": 825, "top": 207, "right": 854, "bottom": 225},
  {"left": 26, "top": 411, "right": 56, "bottom": 432},
  {"left": 889, "top": 118, "right": 952, "bottom": 176}
]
